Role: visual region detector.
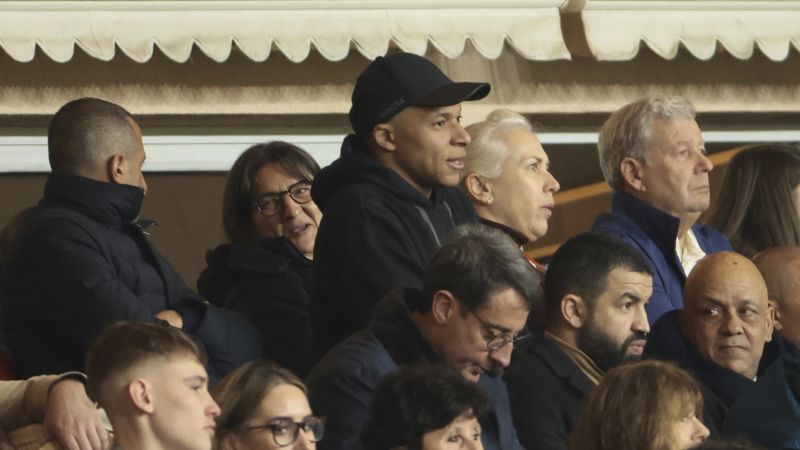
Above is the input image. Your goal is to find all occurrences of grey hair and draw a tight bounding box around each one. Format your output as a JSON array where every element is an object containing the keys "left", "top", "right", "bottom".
[
  {"left": 598, "top": 96, "right": 696, "bottom": 190},
  {"left": 463, "top": 109, "right": 534, "bottom": 180}
]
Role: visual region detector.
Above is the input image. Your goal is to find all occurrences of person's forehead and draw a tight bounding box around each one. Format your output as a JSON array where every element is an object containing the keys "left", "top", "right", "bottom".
[
  {"left": 473, "top": 288, "right": 529, "bottom": 330},
  {"left": 501, "top": 128, "right": 546, "bottom": 161}
]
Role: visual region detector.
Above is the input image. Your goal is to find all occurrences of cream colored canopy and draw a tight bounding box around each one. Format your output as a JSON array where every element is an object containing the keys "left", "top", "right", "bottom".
[
  {"left": 576, "top": 0, "right": 800, "bottom": 61},
  {"left": 0, "top": 0, "right": 571, "bottom": 63}
]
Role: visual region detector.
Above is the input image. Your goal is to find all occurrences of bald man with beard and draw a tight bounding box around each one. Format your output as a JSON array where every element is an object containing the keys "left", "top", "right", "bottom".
[
  {"left": 645, "top": 252, "right": 800, "bottom": 449},
  {"left": 753, "top": 246, "right": 800, "bottom": 349}
]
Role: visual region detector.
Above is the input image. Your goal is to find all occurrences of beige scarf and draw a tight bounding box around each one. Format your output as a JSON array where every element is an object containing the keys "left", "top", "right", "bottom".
[{"left": 545, "top": 331, "right": 604, "bottom": 386}]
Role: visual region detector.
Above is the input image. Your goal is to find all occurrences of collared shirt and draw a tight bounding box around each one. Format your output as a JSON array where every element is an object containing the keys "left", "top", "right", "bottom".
[{"left": 676, "top": 229, "right": 706, "bottom": 277}]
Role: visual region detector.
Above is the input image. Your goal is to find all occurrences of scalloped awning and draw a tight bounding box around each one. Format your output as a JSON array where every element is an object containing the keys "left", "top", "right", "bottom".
[
  {"left": 0, "top": 0, "right": 571, "bottom": 63},
  {"left": 579, "top": 0, "right": 800, "bottom": 61}
]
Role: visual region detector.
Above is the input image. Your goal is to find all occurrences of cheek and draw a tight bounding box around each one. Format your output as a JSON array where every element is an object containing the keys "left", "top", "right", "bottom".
[{"left": 252, "top": 214, "right": 282, "bottom": 239}]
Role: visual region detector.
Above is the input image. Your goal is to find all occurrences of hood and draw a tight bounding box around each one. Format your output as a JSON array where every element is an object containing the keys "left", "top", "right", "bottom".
[
  {"left": 311, "top": 134, "right": 441, "bottom": 211},
  {"left": 197, "top": 237, "right": 310, "bottom": 306}
]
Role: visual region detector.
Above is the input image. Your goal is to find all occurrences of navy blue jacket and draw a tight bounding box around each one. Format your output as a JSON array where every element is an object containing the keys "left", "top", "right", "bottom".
[
  {"left": 2, "top": 172, "right": 261, "bottom": 382},
  {"left": 646, "top": 311, "right": 800, "bottom": 449},
  {"left": 311, "top": 135, "right": 477, "bottom": 357},
  {"left": 591, "top": 190, "right": 732, "bottom": 324},
  {"left": 306, "top": 288, "right": 523, "bottom": 450}
]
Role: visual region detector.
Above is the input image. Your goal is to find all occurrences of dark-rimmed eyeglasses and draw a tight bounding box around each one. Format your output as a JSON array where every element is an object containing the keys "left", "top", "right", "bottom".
[
  {"left": 246, "top": 416, "right": 326, "bottom": 447},
  {"left": 253, "top": 180, "right": 313, "bottom": 217},
  {"left": 465, "top": 307, "right": 530, "bottom": 352}
]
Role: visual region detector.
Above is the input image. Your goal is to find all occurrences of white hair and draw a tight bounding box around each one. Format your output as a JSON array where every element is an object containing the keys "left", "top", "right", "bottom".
[{"left": 463, "top": 109, "right": 533, "bottom": 180}]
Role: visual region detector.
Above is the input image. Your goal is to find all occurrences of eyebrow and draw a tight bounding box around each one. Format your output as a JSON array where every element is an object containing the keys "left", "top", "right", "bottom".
[{"left": 183, "top": 375, "right": 208, "bottom": 385}]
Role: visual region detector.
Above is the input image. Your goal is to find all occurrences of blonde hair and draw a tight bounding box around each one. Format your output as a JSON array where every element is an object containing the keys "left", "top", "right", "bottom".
[
  {"left": 463, "top": 109, "right": 533, "bottom": 180},
  {"left": 568, "top": 360, "right": 705, "bottom": 450}
]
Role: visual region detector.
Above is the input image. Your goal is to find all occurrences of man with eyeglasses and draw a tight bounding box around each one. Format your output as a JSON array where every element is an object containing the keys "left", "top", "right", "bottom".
[
  {"left": 310, "top": 53, "right": 490, "bottom": 357},
  {"left": 504, "top": 233, "right": 653, "bottom": 450},
  {"left": 307, "top": 224, "right": 538, "bottom": 450},
  {"left": 85, "top": 321, "right": 222, "bottom": 450}
]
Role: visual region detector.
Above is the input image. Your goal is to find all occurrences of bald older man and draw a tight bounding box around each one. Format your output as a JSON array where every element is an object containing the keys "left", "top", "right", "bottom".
[
  {"left": 645, "top": 252, "right": 800, "bottom": 449},
  {"left": 753, "top": 246, "right": 800, "bottom": 348}
]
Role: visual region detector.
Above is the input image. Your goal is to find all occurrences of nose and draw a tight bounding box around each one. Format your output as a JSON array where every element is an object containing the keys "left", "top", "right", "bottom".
[
  {"left": 696, "top": 150, "right": 714, "bottom": 173},
  {"left": 281, "top": 193, "right": 302, "bottom": 219},
  {"left": 634, "top": 304, "right": 650, "bottom": 334},
  {"left": 468, "top": 436, "right": 484, "bottom": 450},
  {"left": 490, "top": 342, "right": 513, "bottom": 368},
  {"left": 692, "top": 416, "right": 710, "bottom": 443},
  {"left": 545, "top": 170, "right": 560, "bottom": 193},
  {"left": 207, "top": 396, "right": 221, "bottom": 418},
  {"left": 454, "top": 122, "right": 471, "bottom": 146},
  {"left": 720, "top": 311, "right": 744, "bottom": 336},
  {"left": 295, "top": 426, "right": 315, "bottom": 450}
]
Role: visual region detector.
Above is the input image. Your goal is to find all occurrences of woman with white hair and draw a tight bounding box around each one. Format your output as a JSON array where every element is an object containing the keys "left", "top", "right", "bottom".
[{"left": 461, "top": 109, "right": 560, "bottom": 271}]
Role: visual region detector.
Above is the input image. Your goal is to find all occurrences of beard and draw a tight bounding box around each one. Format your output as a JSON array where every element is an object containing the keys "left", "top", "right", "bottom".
[{"left": 576, "top": 317, "right": 647, "bottom": 373}]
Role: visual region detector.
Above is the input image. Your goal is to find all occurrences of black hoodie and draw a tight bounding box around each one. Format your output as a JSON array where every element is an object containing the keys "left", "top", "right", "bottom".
[{"left": 311, "top": 135, "right": 477, "bottom": 357}]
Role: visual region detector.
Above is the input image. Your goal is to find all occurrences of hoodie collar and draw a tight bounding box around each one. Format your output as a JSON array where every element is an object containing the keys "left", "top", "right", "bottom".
[{"left": 43, "top": 172, "right": 144, "bottom": 226}]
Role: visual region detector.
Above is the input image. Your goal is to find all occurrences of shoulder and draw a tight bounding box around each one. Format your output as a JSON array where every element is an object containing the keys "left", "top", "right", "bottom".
[{"left": 307, "top": 331, "right": 395, "bottom": 388}]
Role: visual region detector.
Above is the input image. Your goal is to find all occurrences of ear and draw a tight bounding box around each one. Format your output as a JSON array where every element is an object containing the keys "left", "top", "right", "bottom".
[
  {"left": 372, "top": 123, "right": 397, "bottom": 152},
  {"left": 561, "top": 294, "right": 587, "bottom": 329},
  {"left": 431, "top": 290, "right": 457, "bottom": 324},
  {"left": 464, "top": 173, "right": 494, "bottom": 205},
  {"left": 221, "top": 433, "right": 239, "bottom": 450},
  {"left": 128, "top": 378, "right": 155, "bottom": 414},
  {"left": 108, "top": 153, "right": 126, "bottom": 184},
  {"left": 620, "top": 156, "right": 646, "bottom": 192},
  {"left": 765, "top": 301, "right": 776, "bottom": 342},
  {"left": 769, "top": 300, "right": 783, "bottom": 331}
]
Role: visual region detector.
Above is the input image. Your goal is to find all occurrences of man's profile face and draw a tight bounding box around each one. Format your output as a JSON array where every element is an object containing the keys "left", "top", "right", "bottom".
[
  {"left": 635, "top": 118, "right": 711, "bottom": 220},
  {"left": 681, "top": 254, "right": 774, "bottom": 380},
  {"left": 119, "top": 118, "right": 148, "bottom": 193},
  {"left": 384, "top": 104, "right": 471, "bottom": 196},
  {"left": 442, "top": 287, "right": 529, "bottom": 382},
  {"left": 576, "top": 267, "right": 652, "bottom": 372},
  {"left": 149, "top": 356, "right": 221, "bottom": 450}
]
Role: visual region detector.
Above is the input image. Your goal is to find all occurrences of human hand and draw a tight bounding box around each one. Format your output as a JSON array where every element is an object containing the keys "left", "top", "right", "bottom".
[
  {"left": 155, "top": 309, "right": 184, "bottom": 329},
  {"left": 44, "top": 380, "right": 110, "bottom": 450}
]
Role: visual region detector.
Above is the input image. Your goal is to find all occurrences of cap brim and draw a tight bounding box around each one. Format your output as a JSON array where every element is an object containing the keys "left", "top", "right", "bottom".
[{"left": 413, "top": 82, "right": 491, "bottom": 107}]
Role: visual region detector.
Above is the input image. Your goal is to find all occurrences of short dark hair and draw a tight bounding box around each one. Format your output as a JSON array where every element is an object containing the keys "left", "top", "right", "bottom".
[
  {"left": 48, "top": 97, "right": 139, "bottom": 176},
  {"left": 545, "top": 233, "right": 652, "bottom": 320},
  {"left": 213, "top": 360, "right": 306, "bottom": 442},
  {"left": 705, "top": 143, "right": 800, "bottom": 257},
  {"left": 361, "top": 363, "right": 491, "bottom": 450},
  {"left": 85, "top": 321, "right": 206, "bottom": 406},
  {"left": 414, "top": 223, "right": 541, "bottom": 314},
  {"left": 222, "top": 141, "right": 321, "bottom": 242}
]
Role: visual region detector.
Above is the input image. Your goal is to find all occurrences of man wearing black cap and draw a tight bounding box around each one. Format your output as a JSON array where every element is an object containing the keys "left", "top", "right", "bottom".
[{"left": 311, "top": 52, "right": 490, "bottom": 356}]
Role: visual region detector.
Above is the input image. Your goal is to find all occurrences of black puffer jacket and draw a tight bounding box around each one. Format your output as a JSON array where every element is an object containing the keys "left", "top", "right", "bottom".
[
  {"left": 2, "top": 172, "right": 261, "bottom": 381},
  {"left": 198, "top": 237, "right": 314, "bottom": 377}
]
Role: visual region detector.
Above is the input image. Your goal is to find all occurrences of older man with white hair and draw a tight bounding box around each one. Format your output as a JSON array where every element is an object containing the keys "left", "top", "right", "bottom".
[{"left": 591, "top": 96, "right": 732, "bottom": 324}]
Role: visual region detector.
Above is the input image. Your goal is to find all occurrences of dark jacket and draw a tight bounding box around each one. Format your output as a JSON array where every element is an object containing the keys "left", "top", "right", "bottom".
[
  {"left": 504, "top": 335, "right": 594, "bottom": 450},
  {"left": 311, "top": 135, "right": 477, "bottom": 356},
  {"left": 306, "top": 288, "right": 523, "bottom": 450},
  {"left": 197, "top": 237, "right": 314, "bottom": 377},
  {"left": 2, "top": 172, "right": 261, "bottom": 381},
  {"left": 646, "top": 311, "right": 800, "bottom": 449},
  {"left": 591, "top": 190, "right": 732, "bottom": 324}
]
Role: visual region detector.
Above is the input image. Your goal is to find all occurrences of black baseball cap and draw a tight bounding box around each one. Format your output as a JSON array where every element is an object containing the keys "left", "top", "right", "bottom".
[{"left": 349, "top": 52, "right": 491, "bottom": 135}]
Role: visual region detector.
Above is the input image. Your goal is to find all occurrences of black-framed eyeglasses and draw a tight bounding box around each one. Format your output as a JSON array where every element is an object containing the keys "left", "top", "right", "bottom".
[
  {"left": 246, "top": 416, "right": 326, "bottom": 447},
  {"left": 465, "top": 307, "right": 530, "bottom": 352},
  {"left": 253, "top": 180, "right": 313, "bottom": 217}
]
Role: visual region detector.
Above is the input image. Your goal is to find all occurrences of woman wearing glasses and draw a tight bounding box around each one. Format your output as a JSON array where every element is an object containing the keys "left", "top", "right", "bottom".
[
  {"left": 214, "top": 360, "right": 325, "bottom": 450},
  {"left": 198, "top": 142, "right": 323, "bottom": 378}
]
